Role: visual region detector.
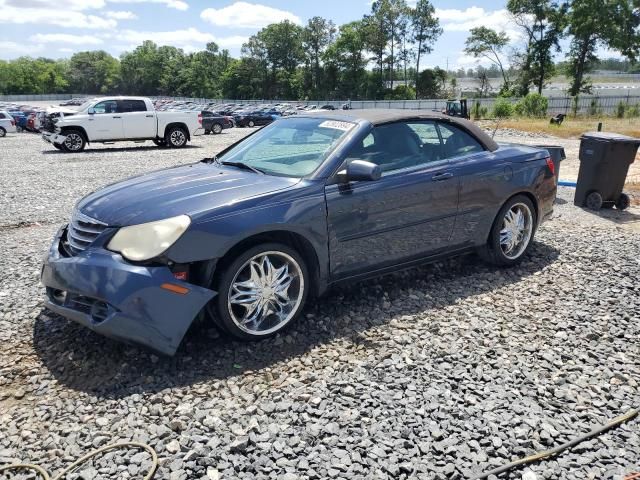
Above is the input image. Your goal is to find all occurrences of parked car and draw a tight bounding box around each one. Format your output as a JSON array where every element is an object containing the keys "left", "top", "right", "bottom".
[
  {"left": 320, "top": 105, "right": 336, "bottom": 110},
  {"left": 41, "top": 110, "right": 557, "bottom": 355},
  {"left": 233, "top": 110, "right": 276, "bottom": 128},
  {"left": 8, "top": 111, "right": 27, "bottom": 132},
  {"left": 0, "top": 111, "right": 17, "bottom": 136},
  {"left": 201, "top": 111, "right": 234, "bottom": 134},
  {"left": 42, "top": 97, "right": 204, "bottom": 152}
]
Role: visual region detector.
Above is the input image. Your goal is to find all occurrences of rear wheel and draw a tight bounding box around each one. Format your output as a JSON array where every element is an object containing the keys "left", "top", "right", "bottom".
[
  {"left": 479, "top": 195, "right": 536, "bottom": 266},
  {"left": 0, "top": 127, "right": 5, "bottom": 137},
  {"left": 166, "top": 126, "right": 188, "bottom": 148},
  {"left": 212, "top": 243, "right": 309, "bottom": 340},
  {"left": 62, "top": 129, "right": 86, "bottom": 152},
  {"left": 248, "top": 120, "right": 255, "bottom": 128},
  {"left": 212, "top": 123, "right": 223, "bottom": 134}
]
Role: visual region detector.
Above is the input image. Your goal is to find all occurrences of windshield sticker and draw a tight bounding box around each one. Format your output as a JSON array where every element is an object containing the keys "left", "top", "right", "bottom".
[{"left": 319, "top": 120, "right": 353, "bottom": 131}]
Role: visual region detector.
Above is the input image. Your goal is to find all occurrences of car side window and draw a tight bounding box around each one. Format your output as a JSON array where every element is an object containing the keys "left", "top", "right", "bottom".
[
  {"left": 437, "top": 123, "right": 484, "bottom": 159},
  {"left": 0, "top": 113, "right": 6, "bottom": 119},
  {"left": 93, "top": 101, "right": 118, "bottom": 114},
  {"left": 406, "top": 121, "right": 445, "bottom": 162},
  {"left": 344, "top": 122, "right": 438, "bottom": 174},
  {"left": 117, "top": 100, "right": 147, "bottom": 113}
]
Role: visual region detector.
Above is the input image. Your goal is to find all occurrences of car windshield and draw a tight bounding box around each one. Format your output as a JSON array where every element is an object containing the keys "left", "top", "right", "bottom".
[
  {"left": 218, "top": 117, "right": 356, "bottom": 177},
  {"left": 73, "top": 99, "right": 98, "bottom": 112}
]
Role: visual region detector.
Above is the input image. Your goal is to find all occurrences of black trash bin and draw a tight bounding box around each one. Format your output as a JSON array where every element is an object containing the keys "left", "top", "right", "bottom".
[
  {"left": 574, "top": 132, "right": 640, "bottom": 210},
  {"left": 534, "top": 145, "right": 566, "bottom": 185}
]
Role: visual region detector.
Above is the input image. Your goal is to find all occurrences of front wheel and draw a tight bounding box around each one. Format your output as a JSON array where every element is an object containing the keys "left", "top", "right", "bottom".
[
  {"left": 0, "top": 127, "right": 5, "bottom": 137},
  {"left": 478, "top": 195, "right": 537, "bottom": 266},
  {"left": 212, "top": 243, "right": 309, "bottom": 340},
  {"left": 166, "top": 126, "right": 188, "bottom": 148},
  {"left": 248, "top": 120, "right": 255, "bottom": 128},
  {"left": 62, "top": 129, "right": 86, "bottom": 152}
]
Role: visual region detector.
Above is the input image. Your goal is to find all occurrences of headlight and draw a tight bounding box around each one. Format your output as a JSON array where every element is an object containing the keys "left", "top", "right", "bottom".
[{"left": 107, "top": 215, "right": 190, "bottom": 261}]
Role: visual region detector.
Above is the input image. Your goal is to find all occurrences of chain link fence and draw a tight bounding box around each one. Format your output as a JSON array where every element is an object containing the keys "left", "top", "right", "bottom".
[{"left": 2, "top": 93, "right": 639, "bottom": 116}]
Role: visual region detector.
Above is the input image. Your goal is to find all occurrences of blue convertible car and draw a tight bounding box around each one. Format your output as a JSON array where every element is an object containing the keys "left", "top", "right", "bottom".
[{"left": 42, "top": 110, "right": 556, "bottom": 355}]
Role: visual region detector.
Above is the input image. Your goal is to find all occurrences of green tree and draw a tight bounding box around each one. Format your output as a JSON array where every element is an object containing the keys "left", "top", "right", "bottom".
[
  {"left": 119, "top": 41, "right": 164, "bottom": 95},
  {"left": 410, "top": 0, "right": 441, "bottom": 98},
  {"left": 567, "top": 0, "right": 640, "bottom": 96},
  {"left": 68, "top": 50, "right": 119, "bottom": 94},
  {"left": 508, "top": 0, "right": 568, "bottom": 95},
  {"left": 303, "top": 16, "right": 336, "bottom": 97},
  {"left": 464, "top": 27, "right": 511, "bottom": 92},
  {"left": 242, "top": 21, "right": 305, "bottom": 99},
  {"left": 323, "top": 21, "right": 369, "bottom": 99},
  {"left": 0, "top": 57, "right": 68, "bottom": 94},
  {"left": 416, "top": 68, "right": 442, "bottom": 98}
]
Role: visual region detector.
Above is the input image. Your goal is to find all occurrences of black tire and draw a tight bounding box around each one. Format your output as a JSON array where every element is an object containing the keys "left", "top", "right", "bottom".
[
  {"left": 211, "top": 243, "right": 309, "bottom": 341},
  {"left": 166, "top": 126, "right": 188, "bottom": 148},
  {"left": 616, "top": 193, "right": 631, "bottom": 211},
  {"left": 248, "top": 120, "right": 255, "bottom": 128},
  {"left": 204, "top": 129, "right": 211, "bottom": 135},
  {"left": 0, "top": 127, "right": 5, "bottom": 137},
  {"left": 61, "top": 129, "right": 86, "bottom": 152},
  {"left": 585, "top": 191, "right": 603, "bottom": 210},
  {"left": 478, "top": 195, "right": 537, "bottom": 267},
  {"left": 212, "top": 123, "right": 223, "bottom": 134},
  {"left": 153, "top": 139, "right": 168, "bottom": 148}
]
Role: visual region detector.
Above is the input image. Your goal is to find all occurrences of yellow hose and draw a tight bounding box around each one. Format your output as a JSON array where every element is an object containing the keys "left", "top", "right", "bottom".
[{"left": 0, "top": 442, "right": 158, "bottom": 480}]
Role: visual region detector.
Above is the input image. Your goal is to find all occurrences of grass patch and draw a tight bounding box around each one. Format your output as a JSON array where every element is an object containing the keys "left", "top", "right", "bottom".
[{"left": 495, "top": 117, "right": 640, "bottom": 139}]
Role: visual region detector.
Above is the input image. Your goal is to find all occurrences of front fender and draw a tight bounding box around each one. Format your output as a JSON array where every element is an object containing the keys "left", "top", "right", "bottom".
[{"left": 165, "top": 185, "right": 329, "bottom": 282}]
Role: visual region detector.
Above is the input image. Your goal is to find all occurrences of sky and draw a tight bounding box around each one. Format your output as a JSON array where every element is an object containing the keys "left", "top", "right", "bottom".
[{"left": 0, "top": 0, "right": 616, "bottom": 68}]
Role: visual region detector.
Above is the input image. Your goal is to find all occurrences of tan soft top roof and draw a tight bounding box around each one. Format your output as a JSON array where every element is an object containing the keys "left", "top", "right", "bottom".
[{"left": 306, "top": 108, "right": 499, "bottom": 152}]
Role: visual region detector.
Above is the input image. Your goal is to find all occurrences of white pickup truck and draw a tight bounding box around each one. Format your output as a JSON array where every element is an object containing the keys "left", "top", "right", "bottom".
[{"left": 42, "top": 96, "right": 204, "bottom": 152}]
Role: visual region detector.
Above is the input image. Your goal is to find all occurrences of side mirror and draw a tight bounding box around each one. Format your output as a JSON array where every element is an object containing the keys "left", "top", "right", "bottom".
[
  {"left": 87, "top": 107, "right": 95, "bottom": 115},
  {"left": 339, "top": 160, "right": 381, "bottom": 182}
]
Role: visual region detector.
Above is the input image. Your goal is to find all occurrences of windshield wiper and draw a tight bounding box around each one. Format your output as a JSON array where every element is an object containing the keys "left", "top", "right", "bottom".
[{"left": 220, "top": 161, "right": 265, "bottom": 174}]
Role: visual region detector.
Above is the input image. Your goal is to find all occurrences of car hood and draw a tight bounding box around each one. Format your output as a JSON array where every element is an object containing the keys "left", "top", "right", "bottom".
[{"left": 77, "top": 162, "right": 300, "bottom": 226}]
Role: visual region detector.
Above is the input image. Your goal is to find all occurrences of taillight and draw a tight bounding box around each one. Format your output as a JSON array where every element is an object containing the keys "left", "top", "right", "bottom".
[
  {"left": 198, "top": 113, "right": 202, "bottom": 125},
  {"left": 11, "top": 120, "right": 15, "bottom": 126},
  {"left": 545, "top": 157, "right": 555, "bottom": 176}
]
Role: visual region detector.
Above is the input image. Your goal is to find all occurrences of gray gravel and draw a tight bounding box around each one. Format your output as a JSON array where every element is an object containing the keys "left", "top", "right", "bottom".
[{"left": 1, "top": 131, "right": 639, "bottom": 479}]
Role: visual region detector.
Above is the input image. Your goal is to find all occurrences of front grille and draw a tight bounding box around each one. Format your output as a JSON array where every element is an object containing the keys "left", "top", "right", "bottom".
[{"left": 62, "top": 211, "right": 108, "bottom": 256}]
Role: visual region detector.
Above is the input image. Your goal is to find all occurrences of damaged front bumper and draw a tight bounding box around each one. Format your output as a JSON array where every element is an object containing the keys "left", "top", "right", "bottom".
[
  {"left": 40, "top": 227, "right": 217, "bottom": 356},
  {"left": 42, "top": 131, "right": 67, "bottom": 146}
]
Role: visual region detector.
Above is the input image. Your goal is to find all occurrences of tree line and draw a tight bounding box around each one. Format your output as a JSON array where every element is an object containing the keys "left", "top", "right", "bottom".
[{"left": 0, "top": 0, "right": 638, "bottom": 100}]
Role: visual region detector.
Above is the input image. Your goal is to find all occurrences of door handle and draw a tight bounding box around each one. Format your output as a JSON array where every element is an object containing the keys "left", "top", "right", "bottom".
[
  {"left": 112, "top": 116, "right": 121, "bottom": 119},
  {"left": 145, "top": 115, "right": 154, "bottom": 118},
  {"left": 432, "top": 172, "right": 454, "bottom": 181}
]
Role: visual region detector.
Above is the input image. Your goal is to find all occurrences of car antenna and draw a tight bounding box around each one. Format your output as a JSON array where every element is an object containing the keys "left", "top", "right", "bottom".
[{"left": 492, "top": 118, "right": 501, "bottom": 139}]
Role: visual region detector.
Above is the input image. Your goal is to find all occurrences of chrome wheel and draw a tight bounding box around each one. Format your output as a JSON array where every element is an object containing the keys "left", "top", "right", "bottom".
[
  {"left": 499, "top": 203, "right": 533, "bottom": 259},
  {"left": 227, "top": 251, "right": 304, "bottom": 335},
  {"left": 63, "top": 133, "right": 83, "bottom": 151},
  {"left": 169, "top": 129, "right": 186, "bottom": 146}
]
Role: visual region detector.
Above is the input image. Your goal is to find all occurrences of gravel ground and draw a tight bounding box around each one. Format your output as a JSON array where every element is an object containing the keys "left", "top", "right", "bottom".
[{"left": 1, "top": 130, "right": 639, "bottom": 480}]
